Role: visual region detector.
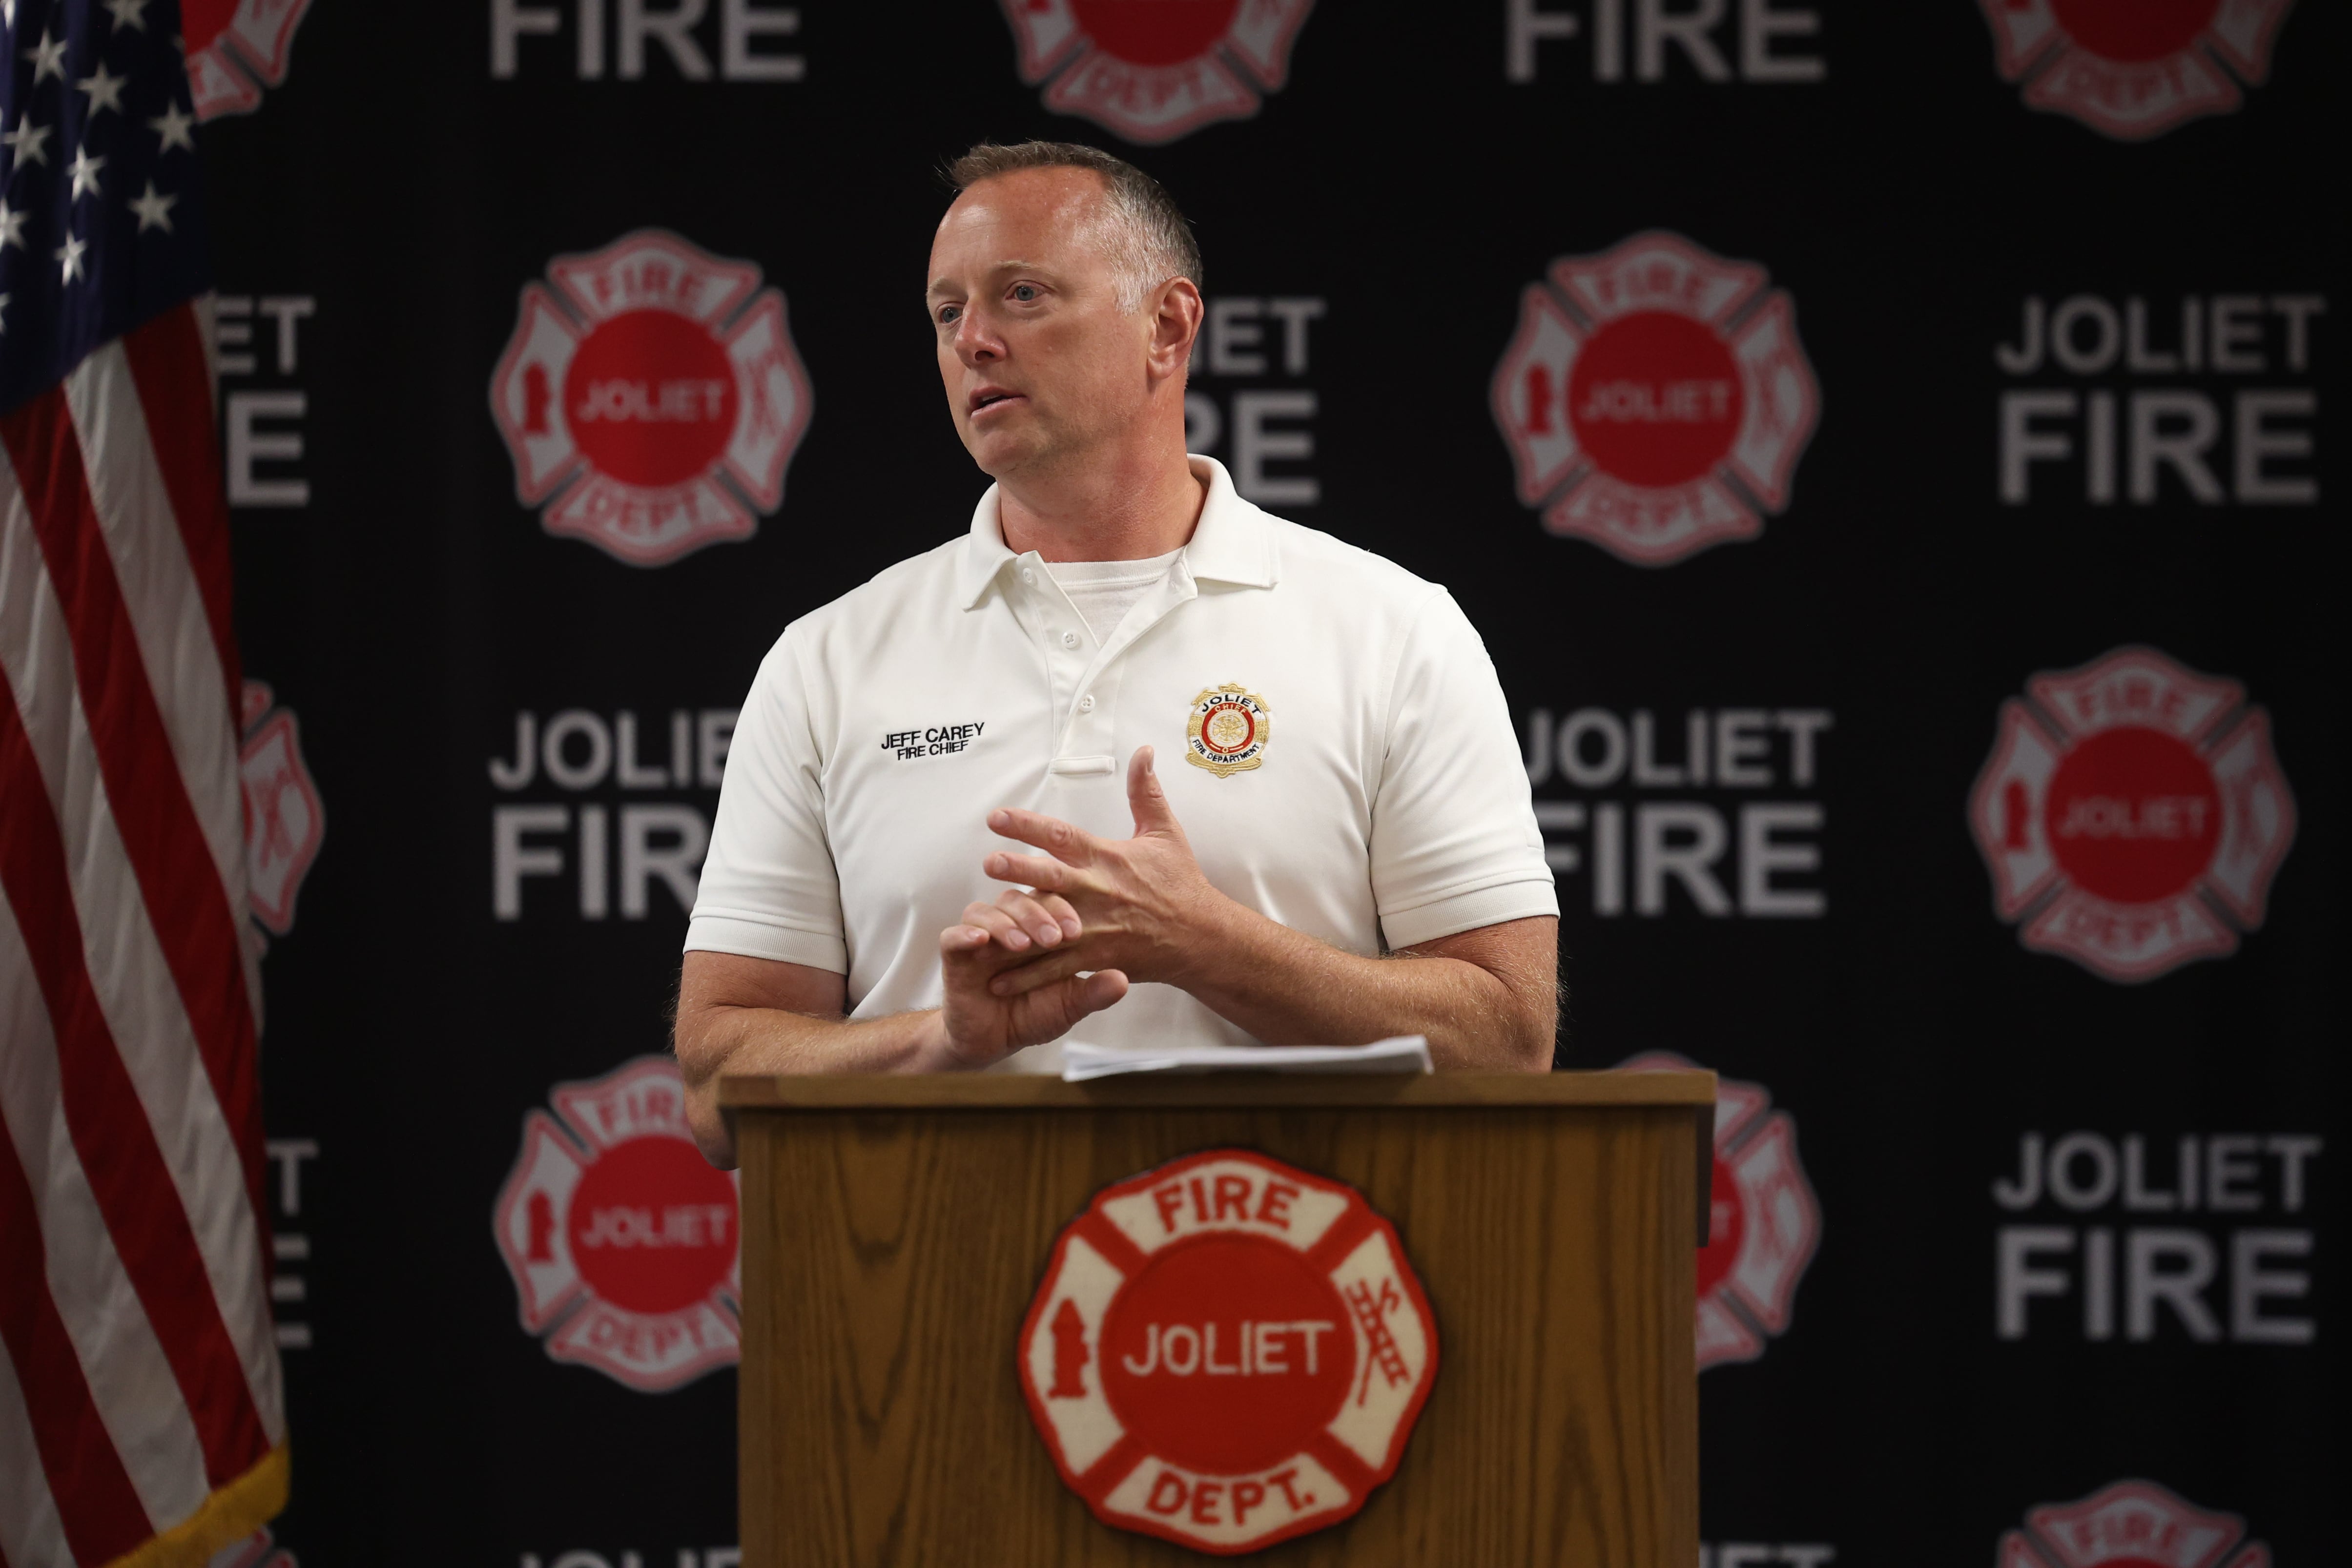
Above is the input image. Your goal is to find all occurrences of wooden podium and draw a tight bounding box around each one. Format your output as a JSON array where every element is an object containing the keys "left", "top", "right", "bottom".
[{"left": 723, "top": 1071, "right": 1712, "bottom": 1567}]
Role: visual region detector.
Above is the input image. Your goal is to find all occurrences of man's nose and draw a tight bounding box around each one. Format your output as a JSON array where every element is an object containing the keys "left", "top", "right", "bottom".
[{"left": 954, "top": 310, "right": 999, "bottom": 364}]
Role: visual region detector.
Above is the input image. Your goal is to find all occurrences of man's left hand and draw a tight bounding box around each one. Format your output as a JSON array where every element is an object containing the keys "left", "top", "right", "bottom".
[{"left": 978, "top": 745, "right": 1228, "bottom": 997}]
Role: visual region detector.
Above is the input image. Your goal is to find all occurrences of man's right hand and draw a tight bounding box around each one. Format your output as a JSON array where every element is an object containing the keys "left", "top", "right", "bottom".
[{"left": 931, "top": 887, "right": 1128, "bottom": 1068}]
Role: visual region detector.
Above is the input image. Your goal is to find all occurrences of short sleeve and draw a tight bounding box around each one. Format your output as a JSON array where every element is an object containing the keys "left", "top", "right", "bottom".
[
  {"left": 684, "top": 629, "right": 848, "bottom": 971},
  {"left": 1368, "top": 590, "right": 1559, "bottom": 949}
]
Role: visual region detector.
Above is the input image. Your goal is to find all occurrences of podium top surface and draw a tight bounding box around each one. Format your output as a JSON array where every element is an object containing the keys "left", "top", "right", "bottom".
[{"left": 719, "top": 1068, "right": 1715, "bottom": 1111}]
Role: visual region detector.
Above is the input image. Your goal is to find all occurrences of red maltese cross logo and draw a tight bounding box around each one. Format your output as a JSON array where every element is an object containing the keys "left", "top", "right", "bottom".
[
  {"left": 1020, "top": 1149, "right": 1436, "bottom": 1554},
  {"left": 493, "top": 1057, "right": 742, "bottom": 1392},
  {"left": 2000, "top": 1478, "right": 2270, "bottom": 1568},
  {"left": 1001, "top": 0, "right": 1316, "bottom": 144},
  {"left": 1978, "top": 0, "right": 2296, "bottom": 141},
  {"left": 1970, "top": 646, "right": 2295, "bottom": 983},
  {"left": 1619, "top": 1052, "right": 1821, "bottom": 1370},
  {"left": 490, "top": 230, "right": 814, "bottom": 568},
  {"left": 238, "top": 680, "right": 323, "bottom": 941},
  {"left": 182, "top": 0, "right": 314, "bottom": 121},
  {"left": 1493, "top": 231, "right": 1819, "bottom": 567}
]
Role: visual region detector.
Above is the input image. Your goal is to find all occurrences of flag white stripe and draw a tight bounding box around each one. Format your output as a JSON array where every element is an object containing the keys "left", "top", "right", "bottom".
[
  {"left": 0, "top": 457, "right": 76, "bottom": 827},
  {"left": 0, "top": 892, "right": 211, "bottom": 1529},
  {"left": 62, "top": 346, "right": 247, "bottom": 930},
  {"left": 0, "top": 1318, "right": 77, "bottom": 1568},
  {"left": 0, "top": 462, "right": 285, "bottom": 1449}
]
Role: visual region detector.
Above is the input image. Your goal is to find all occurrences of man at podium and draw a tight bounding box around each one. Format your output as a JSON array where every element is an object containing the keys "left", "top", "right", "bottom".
[{"left": 674, "top": 143, "right": 1558, "bottom": 1165}]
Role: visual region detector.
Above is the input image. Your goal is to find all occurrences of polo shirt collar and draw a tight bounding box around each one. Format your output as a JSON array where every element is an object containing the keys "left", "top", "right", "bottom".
[{"left": 956, "top": 454, "right": 1281, "bottom": 608}]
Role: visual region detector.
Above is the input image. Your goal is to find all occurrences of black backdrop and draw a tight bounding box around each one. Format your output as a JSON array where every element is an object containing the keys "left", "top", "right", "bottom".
[{"left": 194, "top": 1, "right": 2341, "bottom": 1561}]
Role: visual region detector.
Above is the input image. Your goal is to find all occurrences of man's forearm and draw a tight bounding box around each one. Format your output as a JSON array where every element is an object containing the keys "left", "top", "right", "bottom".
[
  {"left": 676, "top": 1005, "right": 954, "bottom": 1166},
  {"left": 688, "top": 1002, "right": 951, "bottom": 1076},
  {"left": 1169, "top": 905, "right": 1556, "bottom": 1071}
]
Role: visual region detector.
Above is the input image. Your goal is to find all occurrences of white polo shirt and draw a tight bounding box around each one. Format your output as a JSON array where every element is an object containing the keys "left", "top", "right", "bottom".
[{"left": 685, "top": 456, "right": 1556, "bottom": 1072}]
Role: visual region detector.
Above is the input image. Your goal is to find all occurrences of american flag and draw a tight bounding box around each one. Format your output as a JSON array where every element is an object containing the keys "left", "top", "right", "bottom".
[{"left": 1, "top": 2, "right": 288, "bottom": 1564}]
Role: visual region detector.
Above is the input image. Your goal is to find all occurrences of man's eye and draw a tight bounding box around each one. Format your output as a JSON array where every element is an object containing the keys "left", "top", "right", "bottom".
[
  {"left": 1012, "top": 284, "right": 1038, "bottom": 302},
  {"left": 938, "top": 305, "right": 961, "bottom": 324}
]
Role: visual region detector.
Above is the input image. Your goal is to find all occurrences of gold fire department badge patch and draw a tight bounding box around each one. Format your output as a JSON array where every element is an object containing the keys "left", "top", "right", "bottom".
[{"left": 1185, "top": 684, "right": 1271, "bottom": 778}]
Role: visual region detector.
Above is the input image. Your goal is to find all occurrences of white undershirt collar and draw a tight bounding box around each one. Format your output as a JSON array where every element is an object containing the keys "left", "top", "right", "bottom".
[{"left": 1044, "top": 547, "right": 1186, "bottom": 645}]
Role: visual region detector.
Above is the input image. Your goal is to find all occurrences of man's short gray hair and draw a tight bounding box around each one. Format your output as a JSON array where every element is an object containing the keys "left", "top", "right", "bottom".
[{"left": 945, "top": 141, "right": 1203, "bottom": 313}]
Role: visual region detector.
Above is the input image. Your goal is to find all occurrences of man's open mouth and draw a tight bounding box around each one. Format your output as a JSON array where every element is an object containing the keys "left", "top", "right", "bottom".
[{"left": 970, "top": 388, "right": 1023, "bottom": 415}]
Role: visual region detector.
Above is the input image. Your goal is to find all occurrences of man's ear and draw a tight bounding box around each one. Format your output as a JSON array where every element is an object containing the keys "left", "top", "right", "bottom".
[{"left": 1150, "top": 278, "right": 1204, "bottom": 377}]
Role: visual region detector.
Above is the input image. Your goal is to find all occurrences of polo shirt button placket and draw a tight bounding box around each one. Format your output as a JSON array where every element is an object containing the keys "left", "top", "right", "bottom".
[
  {"left": 1014, "top": 557, "right": 1075, "bottom": 725},
  {"left": 1026, "top": 565, "right": 1099, "bottom": 770}
]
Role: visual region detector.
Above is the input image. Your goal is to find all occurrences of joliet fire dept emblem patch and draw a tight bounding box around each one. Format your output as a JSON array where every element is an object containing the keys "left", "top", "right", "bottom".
[
  {"left": 1000, "top": 0, "right": 1315, "bottom": 145},
  {"left": 1185, "top": 683, "right": 1271, "bottom": 778},
  {"left": 493, "top": 1056, "right": 741, "bottom": 1392},
  {"left": 1492, "top": 231, "right": 1819, "bottom": 568},
  {"left": 1619, "top": 1052, "right": 1820, "bottom": 1370},
  {"left": 1978, "top": 0, "right": 2293, "bottom": 142},
  {"left": 239, "top": 680, "right": 324, "bottom": 939},
  {"left": 1019, "top": 1149, "right": 1437, "bottom": 1554},
  {"left": 2000, "top": 1479, "right": 2270, "bottom": 1568},
  {"left": 182, "top": 0, "right": 313, "bottom": 122},
  {"left": 1969, "top": 646, "right": 2295, "bottom": 984},
  {"left": 490, "top": 229, "right": 814, "bottom": 568}
]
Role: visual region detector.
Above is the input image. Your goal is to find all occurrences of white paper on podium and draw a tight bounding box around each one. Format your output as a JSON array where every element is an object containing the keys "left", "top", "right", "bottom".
[{"left": 1059, "top": 1034, "right": 1433, "bottom": 1082}]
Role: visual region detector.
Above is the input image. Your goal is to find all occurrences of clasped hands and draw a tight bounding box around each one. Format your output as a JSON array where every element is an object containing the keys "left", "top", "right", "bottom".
[{"left": 932, "top": 745, "right": 1228, "bottom": 1067}]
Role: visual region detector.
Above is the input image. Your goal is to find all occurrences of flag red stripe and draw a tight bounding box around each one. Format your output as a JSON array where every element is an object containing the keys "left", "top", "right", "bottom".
[
  {"left": 0, "top": 409, "right": 272, "bottom": 1490},
  {"left": 0, "top": 390, "right": 270, "bottom": 1250},
  {"left": 0, "top": 769, "right": 162, "bottom": 1568},
  {"left": 120, "top": 306, "right": 242, "bottom": 722}
]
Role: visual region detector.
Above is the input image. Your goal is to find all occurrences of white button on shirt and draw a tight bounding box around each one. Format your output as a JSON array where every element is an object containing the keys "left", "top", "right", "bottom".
[{"left": 686, "top": 456, "right": 1557, "bottom": 1073}]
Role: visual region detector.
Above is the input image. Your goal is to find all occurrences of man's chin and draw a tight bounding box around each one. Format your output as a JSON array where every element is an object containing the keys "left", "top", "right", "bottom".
[{"left": 965, "top": 427, "right": 1055, "bottom": 481}]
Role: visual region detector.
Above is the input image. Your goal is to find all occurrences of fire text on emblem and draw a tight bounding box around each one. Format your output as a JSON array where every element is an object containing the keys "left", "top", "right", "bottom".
[
  {"left": 1619, "top": 1052, "right": 1820, "bottom": 1370},
  {"left": 490, "top": 230, "right": 814, "bottom": 568},
  {"left": 2000, "top": 1479, "right": 2270, "bottom": 1568},
  {"left": 182, "top": 0, "right": 313, "bottom": 121},
  {"left": 1978, "top": 0, "right": 2294, "bottom": 142},
  {"left": 1020, "top": 1149, "right": 1436, "bottom": 1554},
  {"left": 239, "top": 680, "right": 324, "bottom": 939},
  {"left": 1969, "top": 646, "right": 2295, "bottom": 984},
  {"left": 1492, "top": 231, "right": 1819, "bottom": 567},
  {"left": 493, "top": 1056, "right": 741, "bottom": 1392},
  {"left": 1000, "top": 0, "right": 1315, "bottom": 144}
]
